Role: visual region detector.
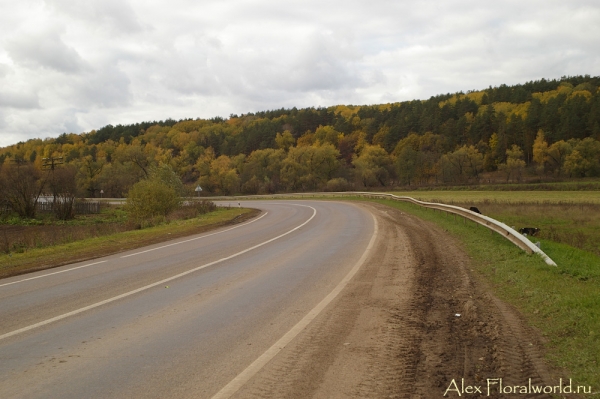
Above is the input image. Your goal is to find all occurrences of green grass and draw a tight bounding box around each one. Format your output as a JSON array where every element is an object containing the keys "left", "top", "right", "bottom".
[
  {"left": 348, "top": 196, "right": 600, "bottom": 390},
  {"left": 401, "top": 197, "right": 600, "bottom": 257},
  {"left": 388, "top": 190, "right": 600, "bottom": 204},
  {"left": 476, "top": 204, "right": 600, "bottom": 256},
  {"left": 0, "top": 208, "right": 254, "bottom": 278},
  {"left": 391, "top": 178, "right": 600, "bottom": 192}
]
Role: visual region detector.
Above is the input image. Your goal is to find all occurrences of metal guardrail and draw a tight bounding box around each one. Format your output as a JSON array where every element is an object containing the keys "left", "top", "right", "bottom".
[
  {"left": 98, "top": 193, "right": 556, "bottom": 266},
  {"left": 209, "top": 191, "right": 558, "bottom": 267}
]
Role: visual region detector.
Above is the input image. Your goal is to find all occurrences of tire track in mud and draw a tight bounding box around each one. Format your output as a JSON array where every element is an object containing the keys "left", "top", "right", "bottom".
[
  {"left": 349, "top": 222, "right": 420, "bottom": 399},
  {"left": 487, "top": 296, "right": 554, "bottom": 398},
  {"left": 231, "top": 203, "right": 563, "bottom": 399}
]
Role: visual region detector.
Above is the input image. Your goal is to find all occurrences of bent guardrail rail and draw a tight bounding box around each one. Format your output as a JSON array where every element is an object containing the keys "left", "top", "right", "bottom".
[{"left": 210, "top": 191, "right": 557, "bottom": 267}]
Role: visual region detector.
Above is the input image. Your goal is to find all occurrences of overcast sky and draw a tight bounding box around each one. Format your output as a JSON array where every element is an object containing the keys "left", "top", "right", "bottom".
[{"left": 0, "top": 0, "right": 599, "bottom": 147}]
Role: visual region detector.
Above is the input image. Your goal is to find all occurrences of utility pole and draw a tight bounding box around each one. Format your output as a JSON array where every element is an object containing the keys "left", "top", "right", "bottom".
[
  {"left": 10, "top": 155, "right": 28, "bottom": 166},
  {"left": 42, "top": 156, "right": 64, "bottom": 171},
  {"left": 42, "top": 156, "right": 64, "bottom": 204}
]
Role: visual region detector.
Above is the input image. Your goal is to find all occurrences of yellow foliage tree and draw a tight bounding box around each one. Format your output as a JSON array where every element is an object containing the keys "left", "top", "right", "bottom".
[
  {"left": 275, "top": 130, "right": 295, "bottom": 152},
  {"left": 532, "top": 130, "right": 548, "bottom": 174},
  {"left": 498, "top": 145, "right": 526, "bottom": 182}
]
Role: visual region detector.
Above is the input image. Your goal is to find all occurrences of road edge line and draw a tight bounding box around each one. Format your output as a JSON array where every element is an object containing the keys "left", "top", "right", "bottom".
[
  {"left": 120, "top": 211, "right": 268, "bottom": 258},
  {"left": 210, "top": 212, "right": 379, "bottom": 399},
  {"left": 0, "top": 261, "right": 107, "bottom": 288}
]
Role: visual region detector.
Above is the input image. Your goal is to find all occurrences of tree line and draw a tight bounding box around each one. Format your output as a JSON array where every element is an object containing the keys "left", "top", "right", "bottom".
[{"left": 1, "top": 75, "right": 600, "bottom": 205}]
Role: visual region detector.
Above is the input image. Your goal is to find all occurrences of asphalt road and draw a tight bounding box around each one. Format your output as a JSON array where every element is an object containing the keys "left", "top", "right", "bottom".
[{"left": 0, "top": 201, "right": 375, "bottom": 399}]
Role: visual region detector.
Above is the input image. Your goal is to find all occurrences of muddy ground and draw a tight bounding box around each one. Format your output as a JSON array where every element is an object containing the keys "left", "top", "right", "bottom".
[{"left": 233, "top": 202, "right": 564, "bottom": 398}]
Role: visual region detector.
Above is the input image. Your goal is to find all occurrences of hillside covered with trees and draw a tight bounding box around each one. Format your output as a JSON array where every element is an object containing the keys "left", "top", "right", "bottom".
[{"left": 1, "top": 75, "right": 600, "bottom": 200}]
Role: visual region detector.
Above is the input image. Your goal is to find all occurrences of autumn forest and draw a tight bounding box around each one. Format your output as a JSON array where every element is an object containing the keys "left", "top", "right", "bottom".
[{"left": 2, "top": 75, "right": 600, "bottom": 204}]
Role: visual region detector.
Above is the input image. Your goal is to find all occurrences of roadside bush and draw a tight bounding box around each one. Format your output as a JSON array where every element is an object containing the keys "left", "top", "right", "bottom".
[
  {"left": 325, "top": 178, "right": 353, "bottom": 192},
  {"left": 49, "top": 166, "right": 78, "bottom": 220},
  {"left": 126, "top": 179, "right": 181, "bottom": 223},
  {"left": 189, "top": 199, "right": 217, "bottom": 214},
  {"left": 0, "top": 163, "right": 45, "bottom": 218},
  {"left": 168, "top": 200, "right": 217, "bottom": 221}
]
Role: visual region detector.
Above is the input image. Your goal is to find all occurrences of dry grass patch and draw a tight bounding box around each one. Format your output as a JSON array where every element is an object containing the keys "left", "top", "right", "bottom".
[
  {"left": 0, "top": 207, "right": 258, "bottom": 278},
  {"left": 385, "top": 190, "right": 600, "bottom": 256},
  {"left": 389, "top": 190, "right": 600, "bottom": 204},
  {"left": 428, "top": 200, "right": 600, "bottom": 257}
]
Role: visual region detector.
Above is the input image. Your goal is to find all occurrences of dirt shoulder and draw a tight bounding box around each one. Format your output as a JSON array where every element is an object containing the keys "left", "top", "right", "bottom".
[{"left": 234, "top": 202, "right": 562, "bottom": 398}]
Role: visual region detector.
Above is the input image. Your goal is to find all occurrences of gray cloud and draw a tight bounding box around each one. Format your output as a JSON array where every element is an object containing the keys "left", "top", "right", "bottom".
[
  {"left": 281, "top": 31, "right": 363, "bottom": 92},
  {"left": 1, "top": 0, "right": 599, "bottom": 147},
  {"left": 60, "top": 110, "right": 84, "bottom": 134},
  {"left": 0, "top": 63, "right": 9, "bottom": 78},
  {"left": 0, "top": 109, "right": 6, "bottom": 130},
  {"left": 76, "top": 64, "right": 133, "bottom": 108},
  {"left": 0, "top": 91, "right": 40, "bottom": 109},
  {"left": 5, "top": 29, "right": 87, "bottom": 73},
  {"left": 45, "top": 0, "right": 143, "bottom": 34}
]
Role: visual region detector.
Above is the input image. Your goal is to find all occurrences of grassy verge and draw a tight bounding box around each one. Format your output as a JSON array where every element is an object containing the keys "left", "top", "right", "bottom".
[
  {"left": 388, "top": 190, "right": 600, "bottom": 204},
  {"left": 425, "top": 200, "right": 600, "bottom": 257},
  {"left": 348, "top": 196, "right": 599, "bottom": 389},
  {"left": 391, "top": 179, "right": 600, "bottom": 192},
  {"left": 0, "top": 207, "right": 257, "bottom": 278}
]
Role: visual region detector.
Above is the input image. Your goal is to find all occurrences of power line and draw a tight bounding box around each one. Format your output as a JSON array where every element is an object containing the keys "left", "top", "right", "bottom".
[{"left": 42, "top": 156, "right": 64, "bottom": 171}]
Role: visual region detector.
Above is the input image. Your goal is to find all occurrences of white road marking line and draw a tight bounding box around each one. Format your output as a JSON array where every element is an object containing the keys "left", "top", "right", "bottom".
[
  {"left": 211, "top": 213, "right": 379, "bottom": 399},
  {"left": 0, "top": 206, "right": 315, "bottom": 342},
  {"left": 0, "top": 261, "right": 107, "bottom": 288},
  {"left": 120, "top": 211, "right": 268, "bottom": 258}
]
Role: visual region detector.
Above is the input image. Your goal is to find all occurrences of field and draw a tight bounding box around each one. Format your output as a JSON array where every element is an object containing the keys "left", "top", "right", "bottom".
[
  {"left": 394, "top": 178, "right": 600, "bottom": 192},
  {"left": 0, "top": 207, "right": 129, "bottom": 255},
  {"left": 0, "top": 200, "right": 222, "bottom": 254},
  {"left": 390, "top": 190, "right": 600, "bottom": 204},
  {"left": 389, "top": 190, "right": 600, "bottom": 256}
]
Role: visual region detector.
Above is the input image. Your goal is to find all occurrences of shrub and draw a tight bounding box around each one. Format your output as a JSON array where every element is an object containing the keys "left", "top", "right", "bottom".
[
  {"left": 325, "top": 178, "right": 352, "bottom": 192},
  {"left": 49, "top": 166, "right": 78, "bottom": 220},
  {"left": 0, "top": 163, "right": 44, "bottom": 218},
  {"left": 167, "top": 200, "right": 217, "bottom": 221},
  {"left": 126, "top": 179, "right": 181, "bottom": 223}
]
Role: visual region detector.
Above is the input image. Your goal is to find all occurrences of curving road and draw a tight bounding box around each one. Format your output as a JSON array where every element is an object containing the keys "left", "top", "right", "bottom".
[{"left": 0, "top": 201, "right": 376, "bottom": 399}]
